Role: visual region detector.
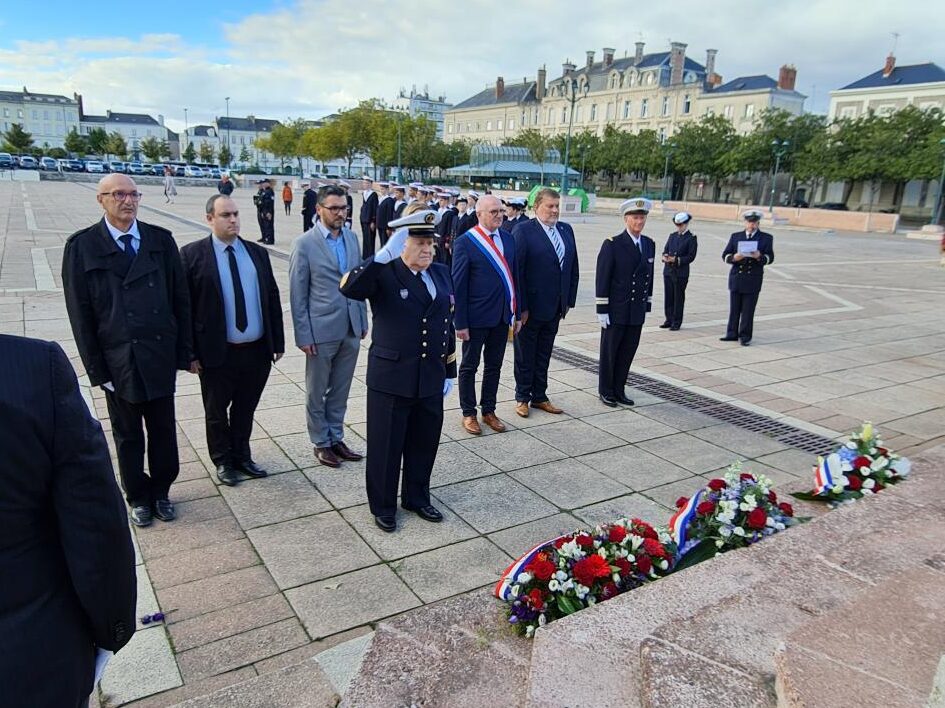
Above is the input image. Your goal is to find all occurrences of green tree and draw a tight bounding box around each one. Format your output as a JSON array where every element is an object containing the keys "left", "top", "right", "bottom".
[
  {"left": 623, "top": 129, "right": 664, "bottom": 192},
  {"left": 511, "top": 129, "right": 553, "bottom": 184},
  {"left": 2, "top": 123, "right": 34, "bottom": 153},
  {"left": 86, "top": 127, "right": 109, "bottom": 157},
  {"left": 47, "top": 147, "right": 68, "bottom": 159},
  {"left": 198, "top": 140, "right": 215, "bottom": 163},
  {"left": 239, "top": 145, "right": 251, "bottom": 164},
  {"left": 255, "top": 118, "right": 310, "bottom": 175},
  {"left": 401, "top": 115, "right": 438, "bottom": 178},
  {"left": 433, "top": 140, "right": 472, "bottom": 171},
  {"left": 64, "top": 127, "right": 87, "bottom": 155},
  {"left": 182, "top": 142, "right": 196, "bottom": 163},
  {"left": 105, "top": 132, "right": 128, "bottom": 160},
  {"left": 218, "top": 144, "right": 233, "bottom": 167},
  {"left": 140, "top": 136, "right": 163, "bottom": 162},
  {"left": 672, "top": 114, "right": 739, "bottom": 201}
]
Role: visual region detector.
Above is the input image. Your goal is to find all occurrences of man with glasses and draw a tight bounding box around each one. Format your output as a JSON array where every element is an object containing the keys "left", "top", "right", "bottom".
[
  {"left": 62, "top": 174, "right": 193, "bottom": 527},
  {"left": 290, "top": 185, "right": 368, "bottom": 468}
]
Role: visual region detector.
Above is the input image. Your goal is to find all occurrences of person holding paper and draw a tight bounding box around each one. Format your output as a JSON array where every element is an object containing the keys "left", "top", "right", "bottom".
[{"left": 720, "top": 209, "right": 775, "bottom": 346}]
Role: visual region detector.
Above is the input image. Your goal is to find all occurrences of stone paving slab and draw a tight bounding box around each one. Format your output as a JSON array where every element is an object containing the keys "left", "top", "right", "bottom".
[
  {"left": 100, "top": 627, "right": 183, "bottom": 707},
  {"left": 434, "top": 474, "right": 560, "bottom": 533},
  {"left": 147, "top": 538, "right": 260, "bottom": 591},
  {"left": 510, "top": 458, "right": 630, "bottom": 509},
  {"left": 167, "top": 594, "right": 295, "bottom": 653},
  {"left": 220, "top": 471, "right": 331, "bottom": 529},
  {"left": 392, "top": 536, "right": 512, "bottom": 603}
]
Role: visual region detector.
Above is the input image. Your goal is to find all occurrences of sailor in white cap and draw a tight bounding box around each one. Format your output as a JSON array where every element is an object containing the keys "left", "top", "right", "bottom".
[
  {"left": 359, "top": 177, "right": 379, "bottom": 257},
  {"left": 595, "top": 198, "right": 655, "bottom": 407},
  {"left": 391, "top": 184, "right": 407, "bottom": 220},
  {"left": 337, "top": 180, "right": 353, "bottom": 229},
  {"left": 719, "top": 209, "right": 775, "bottom": 346},
  {"left": 339, "top": 210, "right": 456, "bottom": 533},
  {"left": 434, "top": 193, "right": 459, "bottom": 262},
  {"left": 503, "top": 197, "right": 529, "bottom": 232},
  {"left": 407, "top": 182, "right": 422, "bottom": 204},
  {"left": 660, "top": 211, "right": 699, "bottom": 330},
  {"left": 456, "top": 190, "right": 480, "bottom": 235},
  {"left": 375, "top": 182, "right": 396, "bottom": 246}
]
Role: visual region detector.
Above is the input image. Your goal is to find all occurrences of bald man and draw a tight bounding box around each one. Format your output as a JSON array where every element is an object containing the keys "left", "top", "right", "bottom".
[{"left": 62, "top": 174, "right": 193, "bottom": 528}]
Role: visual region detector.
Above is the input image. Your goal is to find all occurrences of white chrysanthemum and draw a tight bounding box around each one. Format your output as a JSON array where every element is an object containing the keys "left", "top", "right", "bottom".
[
  {"left": 862, "top": 478, "right": 875, "bottom": 489},
  {"left": 525, "top": 626, "right": 535, "bottom": 638},
  {"left": 775, "top": 522, "right": 785, "bottom": 531},
  {"left": 658, "top": 560, "right": 668, "bottom": 570},
  {"left": 733, "top": 527, "right": 745, "bottom": 536},
  {"left": 597, "top": 547, "right": 608, "bottom": 559},
  {"left": 538, "top": 614, "right": 547, "bottom": 627},
  {"left": 548, "top": 579, "right": 560, "bottom": 592},
  {"left": 630, "top": 536, "right": 643, "bottom": 551},
  {"left": 766, "top": 517, "right": 776, "bottom": 527},
  {"left": 555, "top": 570, "right": 568, "bottom": 582},
  {"left": 517, "top": 572, "right": 532, "bottom": 584}
]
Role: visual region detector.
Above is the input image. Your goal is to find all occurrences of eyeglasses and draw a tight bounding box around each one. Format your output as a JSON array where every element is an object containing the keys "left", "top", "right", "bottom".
[
  {"left": 321, "top": 205, "right": 348, "bottom": 213},
  {"left": 100, "top": 191, "right": 143, "bottom": 201},
  {"left": 484, "top": 209, "right": 502, "bottom": 216}
]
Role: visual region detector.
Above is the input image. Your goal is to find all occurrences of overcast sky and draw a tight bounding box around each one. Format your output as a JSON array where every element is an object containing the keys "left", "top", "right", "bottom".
[{"left": 1, "top": 0, "right": 942, "bottom": 132}]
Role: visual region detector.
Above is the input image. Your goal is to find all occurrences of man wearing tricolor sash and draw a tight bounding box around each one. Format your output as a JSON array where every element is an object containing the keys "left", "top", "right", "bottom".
[{"left": 452, "top": 195, "right": 521, "bottom": 435}]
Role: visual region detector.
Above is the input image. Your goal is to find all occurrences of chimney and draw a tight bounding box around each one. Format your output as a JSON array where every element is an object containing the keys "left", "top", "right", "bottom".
[
  {"left": 705, "top": 49, "right": 718, "bottom": 78},
  {"left": 495, "top": 76, "right": 505, "bottom": 100},
  {"left": 586, "top": 50, "right": 595, "bottom": 72},
  {"left": 563, "top": 60, "right": 576, "bottom": 76},
  {"left": 778, "top": 64, "right": 797, "bottom": 91},
  {"left": 670, "top": 41, "right": 687, "bottom": 85},
  {"left": 635, "top": 41, "right": 645, "bottom": 63},
  {"left": 883, "top": 53, "right": 896, "bottom": 77},
  {"left": 603, "top": 47, "right": 615, "bottom": 67},
  {"left": 536, "top": 65, "right": 547, "bottom": 99},
  {"left": 707, "top": 73, "right": 723, "bottom": 87},
  {"left": 158, "top": 114, "right": 165, "bottom": 127}
]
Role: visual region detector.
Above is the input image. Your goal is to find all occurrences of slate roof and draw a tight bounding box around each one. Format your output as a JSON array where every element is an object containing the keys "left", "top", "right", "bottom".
[
  {"left": 707, "top": 75, "right": 778, "bottom": 93},
  {"left": 446, "top": 160, "right": 579, "bottom": 177},
  {"left": 838, "top": 62, "right": 945, "bottom": 90},
  {"left": 0, "top": 89, "right": 76, "bottom": 104},
  {"left": 452, "top": 81, "right": 538, "bottom": 110},
  {"left": 190, "top": 125, "right": 217, "bottom": 137},
  {"left": 216, "top": 116, "right": 280, "bottom": 132},
  {"left": 82, "top": 112, "right": 160, "bottom": 126}
]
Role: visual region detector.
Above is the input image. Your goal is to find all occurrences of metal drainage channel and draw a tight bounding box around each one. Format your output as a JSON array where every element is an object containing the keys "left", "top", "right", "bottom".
[{"left": 551, "top": 347, "right": 836, "bottom": 456}]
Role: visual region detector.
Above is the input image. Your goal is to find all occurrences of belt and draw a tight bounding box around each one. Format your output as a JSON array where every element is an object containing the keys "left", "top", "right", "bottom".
[{"left": 227, "top": 338, "right": 264, "bottom": 349}]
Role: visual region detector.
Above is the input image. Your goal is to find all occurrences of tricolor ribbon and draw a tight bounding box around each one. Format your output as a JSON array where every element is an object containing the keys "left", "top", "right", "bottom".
[
  {"left": 668, "top": 489, "right": 703, "bottom": 557},
  {"left": 468, "top": 225, "right": 516, "bottom": 324},
  {"left": 813, "top": 452, "right": 841, "bottom": 495},
  {"left": 494, "top": 534, "right": 568, "bottom": 601}
]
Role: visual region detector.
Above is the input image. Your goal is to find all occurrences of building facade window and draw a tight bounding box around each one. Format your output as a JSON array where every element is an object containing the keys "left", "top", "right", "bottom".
[
  {"left": 744, "top": 104, "right": 755, "bottom": 119},
  {"left": 447, "top": 124, "right": 453, "bottom": 133},
  {"left": 575, "top": 106, "right": 583, "bottom": 122},
  {"left": 521, "top": 110, "right": 527, "bottom": 126},
  {"left": 661, "top": 97, "right": 670, "bottom": 116},
  {"left": 497, "top": 119, "right": 503, "bottom": 130},
  {"left": 623, "top": 100, "right": 630, "bottom": 119},
  {"left": 606, "top": 102, "right": 614, "bottom": 120},
  {"left": 683, "top": 94, "right": 691, "bottom": 114},
  {"left": 723, "top": 105, "right": 734, "bottom": 119},
  {"left": 561, "top": 107, "right": 567, "bottom": 123},
  {"left": 590, "top": 104, "right": 597, "bottom": 121},
  {"left": 486, "top": 120, "right": 492, "bottom": 130},
  {"left": 508, "top": 119, "right": 515, "bottom": 130},
  {"left": 641, "top": 99, "right": 649, "bottom": 118}
]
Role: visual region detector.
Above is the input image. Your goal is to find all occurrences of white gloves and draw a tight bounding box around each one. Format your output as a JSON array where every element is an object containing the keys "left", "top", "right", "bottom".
[
  {"left": 597, "top": 313, "right": 610, "bottom": 329},
  {"left": 102, "top": 381, "right": 115, "bottom": 393},
  {"left": 375, "top": 227, "right": 409, "bottom": 264},
  {"left": 443, "top": 378, "right": 455, "bottom": 397}
]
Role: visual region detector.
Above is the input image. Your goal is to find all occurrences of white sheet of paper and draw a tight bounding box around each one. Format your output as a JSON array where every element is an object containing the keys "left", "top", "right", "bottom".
[
  {"left": 94, "top": 648, "right": 113, "bottom": 687},
  {"left": 738, "top": 240, "right": 758, "bottom": 255}
]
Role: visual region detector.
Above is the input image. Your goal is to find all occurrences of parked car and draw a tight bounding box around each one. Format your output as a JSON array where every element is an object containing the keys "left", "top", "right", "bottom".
[
  {"left": 184, "top": 165, "right": 205, "bottom": 178},
  {"left": 85, "top": 160, "right": 105, "bottom": 173},
  {"left": 816, "top": 202, "right": 849, "bottom": 211},
  {"left": 0, "top": 152, "right": 16, "bottom": 169},
  {"left": 127, "top": 162, "right": 147, "bottom": 175},
  {"left": 39, "top": 157, "right": 59, "bottom": 170},
  {"left": 58, "top": 159, "right": 84, "bottom": 172},
  {"left": 150, "top": 164, "right": 166, "bottom": 176},
  {"left": 109, "top": 161, "right": 127, "bottom": 173},
  {"left": 209, "top": 168, "right": 222, "bottom": 179},
  {"left": 18, "top": 156, "right": 38, "bottom": 169}
]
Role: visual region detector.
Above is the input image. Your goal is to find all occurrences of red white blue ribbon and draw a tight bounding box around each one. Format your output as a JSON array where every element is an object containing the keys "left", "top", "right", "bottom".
[
  {"left": 468, "top": 225, "right": 516, "bottom": 324},
  {"left": 668, "top": 489, "right": 703, "bottom": 553},
  {"left": 813, "top": 453, "right": 840, "bottom": 495},
  {"left": 494, "top": 534, "right": 568, "bottom": 601}
]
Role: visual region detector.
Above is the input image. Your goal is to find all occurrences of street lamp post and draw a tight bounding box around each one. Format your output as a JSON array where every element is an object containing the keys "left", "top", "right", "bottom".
[
  {"left": 183, "top": 108, "right": 189, "bottom": 159},
  {"left": 768, "top": 139, "right": 790, "bottom": 213},
  {"left": 932, "top": 137, "right": 945, "bottom": 226},
  {"left": 661, "top": 142, "right": 677, "bottom": 203},
  {"left": 224, "top": 97, "right": 231, "bottom": 168},
  {"left": 396, "top": 112, "right": 403, "bottom": 183},
  {"left": 561, "top": 78, "right": 589, "bottom": 194}
]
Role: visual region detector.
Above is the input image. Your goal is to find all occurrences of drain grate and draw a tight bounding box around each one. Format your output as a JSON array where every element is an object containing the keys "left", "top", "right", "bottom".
[{"left": 552, "top": 347, "right": 836, "bottom": 456}]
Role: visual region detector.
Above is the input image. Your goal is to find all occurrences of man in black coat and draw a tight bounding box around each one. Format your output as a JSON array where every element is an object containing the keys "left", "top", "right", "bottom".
[
  {"left": 596, "top": 198, "right": 656, "bottom": 407},
  {"left": 217, "top": 174, "right": 235, "bottom": 195},
  {"left": 0, "top": 334, "right": 137, "bottom": 708},
  {"left": 359, "top": 177, "right": 379, "bottom": 257},
  {"left": 375, "top": 181, "right": 395, "bottom": 246},
  {"left": 434, "top": 192, "right": 459, "bottom": 264},
  {"left": 339, "top": 210, "right": 456, "bottom": 534},
  {"left": 502, "top": 197, "right": 529, "bottom": 232},
  {"left": 455, "top": 189, "right": 480, "bottom": 236},
  {"left": 511, "top": 188, "right": 579, "bottom": 417},
  {"left": 180, "top": 195, "right": 285, "bottom": 487},
  {"left": 660, "top": 211, "right": 699, "bottom": 331},
  {"left": 720, "top": 210, "right": 775, "bottom": 346},
  {"left": 62, "top": 174, "right": 193, "bottom": 527},
  {"left": 254, "top": 179, "right": 276, "bottom": 244},
  {"left": 301, "top": 183, "right": 317, "bottom": 232}
]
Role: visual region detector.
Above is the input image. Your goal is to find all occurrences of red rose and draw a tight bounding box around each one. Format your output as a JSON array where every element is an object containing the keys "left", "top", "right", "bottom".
[
  {"left": 675, "top": 496, "right": 689, "bottom": 509},
  {"left": 874, "top": 482, "right": 885, "bottom": 492},
  {"left": 877, "top": 447, "right": 888, "bottom": 456},
  {"left": 527, "top": 588, "right": 545, "bottom": 610},
  {"left": 573, "top": 555, "right": 611, "bottom": 587},
  {"left": 527, "top": 557, "right": 556, "bottom": 582},
  {"left": 778, "top": 502, "right": 794, "bottom": 517},
  {"left": 847, "top": 475, "right": 862, "bottom": 491},
  {"left": 853, "top": 456, "right": 871, "bottom": 470},
  {"left": 636, "top": 554, "right": 653, "bottom": 574},
  {"left": 740, "top": 472, "right": 756, "bottom": 481},
  {"left": 768, "top": 490, "right": 778, "bottom": 503},
  {"left": 642, "top": 537, "right": 668, "bottom": 559},
  {"left": 696, "top": 500, "right": 716, "bottom": 516},
  {"left": 707, "top": 478, "right": 726, "bottom": 491},
  {"left": 553, "top": 536, "right": 573, "bottom": 549},
  {"left": 631, "top": 519, "right": 658, "bottom": 539},
  {"left": 575, "top": 533, "right": 594, "bottom": 549},
  {"left": 613, "top": 557, "right": 632, "bottom": 575},
  {"left": 746, "top": 508, "right": 767, "bottom": 529},
  {"left": 601, "top": 582, "right": 619, "bottom": 599},
  {"left": 608, "top": 526, "right": 627, "bottom": 543}
]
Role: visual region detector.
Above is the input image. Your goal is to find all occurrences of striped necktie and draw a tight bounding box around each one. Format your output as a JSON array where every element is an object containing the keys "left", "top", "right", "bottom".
[{"left": 549, "top": 226, "right": 564, "bottom": 267}]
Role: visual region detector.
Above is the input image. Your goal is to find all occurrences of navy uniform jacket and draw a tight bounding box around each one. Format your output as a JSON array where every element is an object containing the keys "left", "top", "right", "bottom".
[
  {"left": 359, "top": 190, "right": 378, "bottom": 224},
  {"left": 512, "top": 218, "right": 579, "bottom": 321},
  {"left": 436, "top": 209, "right": 457, "bottom": 239},
  {"left": 394, "top": 200, "right": 406, "bottom": 219},
  {"left": 456, "top": 210, "right": 479, "bottom": 236},
  {"left": 721, "top": 230, "right": 775, "bottom": 294},
  {"left": 254, "top": 187, "right": 275, "bottom": 215},
  {"left": 451, "top": 227, "right": 520, "bottom": 330},
  {"left": 503, "top": 214, "right": 528, "bottom": 233},
  {"left": 340, "top": 257, "right": 457, "bottom": 399},
  {"left": 376, "top": 196, "right": 395, "bottom": 237},
  {"left": 300, "top": 188, "right": 317, "bottom": 221},
  {"left": 662, "top": 230, "right": 698, "bottom": 279},
  {"left": 595, "top": 231, "right": 655, "bottom": 326}
]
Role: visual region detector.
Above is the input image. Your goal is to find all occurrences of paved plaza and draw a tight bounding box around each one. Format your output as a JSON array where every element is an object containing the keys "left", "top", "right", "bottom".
[{"left": 1, "top": 179, "right": 944, "bottom": 706}]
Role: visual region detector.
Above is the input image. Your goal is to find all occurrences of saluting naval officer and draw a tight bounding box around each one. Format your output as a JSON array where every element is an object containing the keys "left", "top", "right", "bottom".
[
  {"left": 339, "top": 210, "right": 457, "bottom": 533},
  {"left": 720, "top": 209, "right": 775, "bottom": 346},
  {"left": 660, "top": 211, "right": 699, "bottom": 330},
  {"left": 595, "top": 198, "right": 655, "bottom": 407}
]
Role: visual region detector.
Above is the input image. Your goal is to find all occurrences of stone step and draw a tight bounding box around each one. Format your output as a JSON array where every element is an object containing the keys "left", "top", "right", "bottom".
[{"left": 314, "top": 631, "right": 375, "bottom": 697}]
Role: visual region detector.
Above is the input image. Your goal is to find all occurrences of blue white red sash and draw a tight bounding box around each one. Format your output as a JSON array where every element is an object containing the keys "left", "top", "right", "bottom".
[
  {"left": 813, "top": 453, "right": 840, "bottom": 495},
  {"left": 668, "top": 489, "right": 703, "bottom": 557},
  {"left": 468, "top": 225, "right": 516, "bottom": 324},
  {"left": 494, "top": 534, "right": 568, "bottom": 601}
]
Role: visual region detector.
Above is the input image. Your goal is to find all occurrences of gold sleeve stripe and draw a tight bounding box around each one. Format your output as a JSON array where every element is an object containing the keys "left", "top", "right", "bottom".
[
  {"left": 446, "top": 353, "right": 457, "bottom": 364},
  {"left": 340, "top": 271, "right": 351, "bottom": 287},
  {"left": 595, "top": 297, "right": 609, "bottom": 303}
]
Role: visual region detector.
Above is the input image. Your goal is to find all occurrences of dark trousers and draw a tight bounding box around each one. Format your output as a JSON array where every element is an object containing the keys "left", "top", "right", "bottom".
[
  {"left": 663, "top": 275, "right": 689, "bottom": 327},
  {"left": 257, "top": 211, "right": 274, "bottom": 244},
  {"left": 365, "top": 389, "right": 443, "bottom": 517},
  {"left": 513, "top": 315, "right": 559, "bottom": 404},
  {"left": 303, "top": 214, "right": 314, "bottom": 232},
  {"left": 459, "top": 322, "right": 508, "bottom": 416},
  {"left": 104, "top": 392, "right": 179, "bottom": 507},
  {"left": 598, "top": 323, "right": 643, "bottom": 398},
  {"left": 360, "top": 221, "right": 375, "bottom": 257},
  {"left": 199, "top": 340, "right": 271, "bottom": 467},
  {"left": 726, "top": 290, "right": 760, "bottom": 341},
  {"left": 284, "top": 201, "right": 291, "bottom": 215}
]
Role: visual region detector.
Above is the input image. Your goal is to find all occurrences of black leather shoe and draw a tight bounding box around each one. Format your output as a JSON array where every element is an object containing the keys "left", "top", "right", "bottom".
[
  {"left": 374, "top": 515, "right": 396, "bottom": 533},
  {"left": 719, "top": 336, "right": 738, "bottom": 342},
  {"left": 740, "top": 338, "right": 751, "bottom": 346},
  {"left": 659, "top": 321, "right": 671, "bottom": 329},
  {"left": 402, "top": 504, "right": 443, "bottom": 522},
  {"left": 153, "top": 499, "right": 176, "bottom": 522},
  {"left": 238, "top": 460, "right": 268, "bottom": 478},
  {"left": 129, "top": 505, "right": 152, "bottom": 527},
  {"left": 216, "top": 464, "right": 241, "bottom": 486},
  {"left": 599, "top": 394, "right": 618, "bottom": 407},
  {"left": 669, "top": 325, "right": 681, "bottom": 331},
  {"left": 615, "top": 394, "right": 635, "bottom": 406}
]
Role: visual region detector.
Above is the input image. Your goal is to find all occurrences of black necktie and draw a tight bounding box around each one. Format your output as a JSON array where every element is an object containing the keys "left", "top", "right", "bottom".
[
  {"left": 226, "top": 245, "right": 248, "bottom": 332},
  {"left": 119, "top": 234, "right": 136, "bottom": 269}
]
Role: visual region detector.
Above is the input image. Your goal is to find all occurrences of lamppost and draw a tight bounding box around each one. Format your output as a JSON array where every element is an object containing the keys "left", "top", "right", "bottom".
[
  {"left": 932, "top": 137, "right": 945, "bottom": 225},
  {"left": 561, "top": 78, "right": 589, "bottom": 194},
  {"left": 183, "top": 107, "right": 189, "bottom": 158},
  {"left": 224, "top": 97, "right": 231, "bottom": 167},
  {"left": 396, "top": 111, "right": 403, "bottom": 183},
  {"left": 768, "top": 139, "right": 790, "bottom": 213},
  {"left": 661, "top": 141, "right": 677, "bottom": 203}
]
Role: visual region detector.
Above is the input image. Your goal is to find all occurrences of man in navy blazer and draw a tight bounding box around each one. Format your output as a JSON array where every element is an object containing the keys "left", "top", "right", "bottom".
[
  {"left": 511, "top": 188, "right": 579, "bottom": 417},
  {"left": 720, "top": 210, "right": 775, "bottom": 346},
  {"left": 452, "top": 195, "right": 521, "bottom": 435}
]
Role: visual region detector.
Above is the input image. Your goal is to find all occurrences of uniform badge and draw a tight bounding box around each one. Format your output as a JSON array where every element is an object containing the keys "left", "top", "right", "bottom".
[{"left": 399, "top": 288, "right": 409, "bottom": 299}]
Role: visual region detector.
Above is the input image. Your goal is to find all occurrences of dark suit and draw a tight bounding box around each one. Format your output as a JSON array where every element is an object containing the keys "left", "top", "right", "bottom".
[
  {"left": 721, "top": 229, "right": 775, "bottom": 342},
  {"left": 340, "top": 257, "right": 456, "bottom": 517},
  {"left": 359, "top": 190, "right": 379, "bottom": 257},
  {"left": 301, "top": 188, "right": 317, "bottom": 232},
  {"left": 0, "top": 335, "right": 136, "bottom": 708},
  {"left": 62, "top": 218, "right": 192, "bottom": 508},
  {"left": 511, "top": 218, "right": 579, "bottom": 404},
  {"left": 375, "top": 195, "right": 395, "bottom": 246},
  {"left": 596, "top": 231, "right": 655, "bottom": 399},
  {"left": 452, "top": 227, "right": 519, "bottom": 417},
  {"left": 661, "top": 229, "right": 698, "bottom": 327},
  {"left": 180, "top": 236, "right": 285, "bottom": 467},
  {"left": 435, "top": 207, "right": 459, "bottom": 264},
  {"left": 456, "top": 210, "right": 478, "bottom": 237},
  {"left": 254, "top": 187, "right": 275, "bottom": 244}
]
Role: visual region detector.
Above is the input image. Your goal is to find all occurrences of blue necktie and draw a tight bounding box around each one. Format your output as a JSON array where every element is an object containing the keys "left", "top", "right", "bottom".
[
  {"left": 226, "top": 245, "right": 248, "bottom": 332},
  {"left": 119, "top": 234, "right": 136, "bottom": 269}
]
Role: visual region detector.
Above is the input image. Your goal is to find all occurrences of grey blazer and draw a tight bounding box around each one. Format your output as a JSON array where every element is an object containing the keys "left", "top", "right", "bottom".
[{"left": 289, "top": 225, "right": 368, "bottom": 346}]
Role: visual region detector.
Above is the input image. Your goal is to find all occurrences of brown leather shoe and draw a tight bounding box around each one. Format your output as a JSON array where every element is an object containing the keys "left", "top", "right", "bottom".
[
  {"left": 314, "top": 446, "right": 341, "bottom": 468},
  {"left": 515, "top": 401, "right": 529, "bottom": 418},
  {"left": 331, "top": 441, "right": 363, "bottom": 461},
  {"left": 531, "top": 400, "right": 563, "bottom": 414},
  {"left": 462, "top": 415, "right": 482, "bottom": 435},
  {"left": 481, "top": 412, "right": 507, "bottom": 432}
]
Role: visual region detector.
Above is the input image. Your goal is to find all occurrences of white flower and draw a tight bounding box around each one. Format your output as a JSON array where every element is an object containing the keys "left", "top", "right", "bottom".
[
  {"left": 861, "top": 488, "right": 873, "bottom": 496},
  {"left": 597, "top": 547, "right": 608, "bottom": 559},
  {"left": 860, "top": 466, "right": 871, "bottom": 476},
  {"left": 733, "top": 527, "right": 745, "bottom": 536},
  {"left": 659, "top": 560, "right": 668, "bottom": 570},
  {"left": 766, "top": 517, "right": 776, "bottom": 527},
  {"left": 538, "top": 614, "right": 547, "bottom": 627},
  {"left": 612, "top": 573, "right": 621, "bottom": 583},
  {"left": 630, "top": 536, "right": 643, "bottom": 551},
  {"left": 626, "top": 554, "right": 636, "bottom": 564},
  {"left": 548, "top": 579, "right": 560, "bottom": 592},
  {"left": 562, "top": 579, "right": 574, "bottom": 591},
  {"left": 846, "top": 441, "right": 857, "bottom": 449},
  {"left": 862, "top": 478, "right": 875, "bottom": 489},
  {"left": 555, "top": 570, "right": 568, "bottom": 582},
  {"left": 517, "top": 572, "right": 532, "bottom": 584},
  {"left": 587, "top": 596, "right": 597, "bottom": 606},
  {"left": 716, "top": 539, "right": 725, "bottom": 548},
  {"left": 775, "top": 522, "right": 785, "bottom": 531},
  {"left": 511, "top": 585, "right": 520, "bottom": 597},
  {"left": 720, "top": 526, "right": 733, "bottom": 537},
  {"left": 525, "top": 626, "right": 535, "bottom": 638},
  {"left": 871, "top": 458, "right": 887, "bottom": 471}
]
